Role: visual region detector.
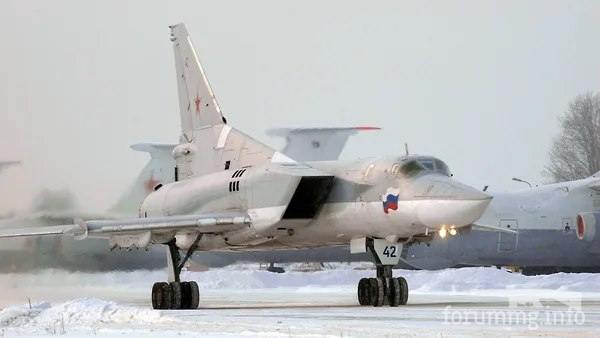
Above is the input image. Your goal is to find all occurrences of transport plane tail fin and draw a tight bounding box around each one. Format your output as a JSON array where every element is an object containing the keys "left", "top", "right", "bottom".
[
  {"left": 109, "top": 143, "right": 176, "bottom": 215},
  {"left": 169, "top": 23, "right": 275, "bottom": 178}
]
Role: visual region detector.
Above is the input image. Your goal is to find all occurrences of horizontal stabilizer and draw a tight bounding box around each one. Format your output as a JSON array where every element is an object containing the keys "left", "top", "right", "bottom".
[
  {"left": 130, "top": 143, "right": 177, "bottom": 158},
  {"left": 267, "top": 127, "right": 380, "bottom": 161}
]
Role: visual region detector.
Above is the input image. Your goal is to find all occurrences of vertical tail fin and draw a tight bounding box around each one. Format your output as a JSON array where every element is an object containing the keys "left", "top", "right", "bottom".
[
  {"left": 170, "top": 23, "right": 225, "bottom": 140},
  {"left": 168, "top": 24, "right": 275, "bottom": 178}
]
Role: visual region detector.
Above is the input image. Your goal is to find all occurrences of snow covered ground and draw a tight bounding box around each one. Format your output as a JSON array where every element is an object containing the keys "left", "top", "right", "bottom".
[{"left": 1, "top": 263, "right": 600, "bottom": 337}]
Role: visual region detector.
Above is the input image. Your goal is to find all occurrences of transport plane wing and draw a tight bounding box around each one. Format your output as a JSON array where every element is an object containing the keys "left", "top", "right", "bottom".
[{"left": 471, "top": 222, "right": 518, "bottom": 234}]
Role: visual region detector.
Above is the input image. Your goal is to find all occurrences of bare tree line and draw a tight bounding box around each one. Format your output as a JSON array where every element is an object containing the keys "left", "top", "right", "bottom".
[{"left": 545, "top": 92, "right": 600, "bottom": 182}]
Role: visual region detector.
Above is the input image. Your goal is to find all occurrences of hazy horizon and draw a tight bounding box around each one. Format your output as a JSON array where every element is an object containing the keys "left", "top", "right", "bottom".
[{"left": 1, "top": 0, "right": 599, "bottom": 213}]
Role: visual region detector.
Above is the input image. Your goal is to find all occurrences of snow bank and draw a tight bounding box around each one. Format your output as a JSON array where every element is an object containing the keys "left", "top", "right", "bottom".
[
  {"left": 0, "top": 298, "right": 172, "bottom": 336},
  {"left": 403, "top": 267, "right": 600, "bottom": 293},
  {"left": 187, "top": 264, "right": 600, "bottom": 293},
  {"left": 2, "top": 264, "right": 600, "bottom": 294},
  {"left": 1, "top": 265, "right": 600, "bottom": 337}
]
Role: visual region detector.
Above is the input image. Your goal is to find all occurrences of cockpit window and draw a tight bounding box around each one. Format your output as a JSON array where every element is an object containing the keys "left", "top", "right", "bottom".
[
  {"left": 418, "top": 159, "right": 435, "bottom": 171},
  {"left": 399, "top": 160, "right": 424, "bottom": 177},
  {"left": 434, "top": 159, "right": 451, "bottom": 176},
  {"left": 392, "top": 158, "right": 451, "bottom": 178},
  {"left": 391, "top": 164, "right": 401, "bottom": 176}
]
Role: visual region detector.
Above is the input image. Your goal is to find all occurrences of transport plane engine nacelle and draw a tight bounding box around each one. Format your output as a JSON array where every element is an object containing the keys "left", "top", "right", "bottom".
[{"left": 576, "top": 212, "right": 599, "bottom": 241}]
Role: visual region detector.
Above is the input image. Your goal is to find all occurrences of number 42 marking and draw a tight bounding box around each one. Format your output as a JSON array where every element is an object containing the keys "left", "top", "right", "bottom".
[{"left": 383, "top": 246, "right": 397, "bottom": 258}]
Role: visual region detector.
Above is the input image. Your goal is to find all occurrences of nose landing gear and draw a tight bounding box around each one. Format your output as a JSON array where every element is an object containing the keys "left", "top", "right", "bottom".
[
  {"left": 151, "top": 235, "right": 202, "bottom": 310},
  {"left": 357, "top": 266, "right": 408, "bottom": 306},
  {"left": 352, "top": 238, "right": 409, "bottom": 307}
]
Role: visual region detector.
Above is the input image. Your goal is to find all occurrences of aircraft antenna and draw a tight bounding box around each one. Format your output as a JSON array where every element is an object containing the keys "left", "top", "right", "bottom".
[{"left": 404, "top": 143, "right": 409, "bottom": 156}]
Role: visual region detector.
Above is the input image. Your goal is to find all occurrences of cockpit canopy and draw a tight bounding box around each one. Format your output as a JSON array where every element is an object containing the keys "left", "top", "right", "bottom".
[{"left": 390, "top": 156, "right": 451, "bottom": 178}]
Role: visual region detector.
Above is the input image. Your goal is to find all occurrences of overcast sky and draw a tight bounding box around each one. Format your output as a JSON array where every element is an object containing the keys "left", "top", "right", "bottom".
[{"left": 1, "top": 0, "right": 599, "bottom": 213}]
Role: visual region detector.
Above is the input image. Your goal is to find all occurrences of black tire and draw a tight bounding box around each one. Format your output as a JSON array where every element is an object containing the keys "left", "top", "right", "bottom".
[
  {"left": 367, "top": 278, "right": 384, "bottom": 307},
  {"left": 170, "top": 282, "right": 183, "bottom": 309},
  {"left": 397, "top": 277, "right": 408, "bottom": 305},
  {"left": 151, "top": 282, "right": 164, "bottom": 310},
  {"left": 374, "top": 277, "right": 385, "bottom": 307},
  {"left": 389, "top": 278, "right": 401, "bottom": 307},
  {"left": 160, "top": 282, "right": 173, "bottom": 310},
  {"left": 152, "top": 282, "right": 171, "bottom": 310},
  {"left": 366, "top": 278, "right": 377, "bottom": 306},
  {"left": 188, "top": 281, "right": 200, "bottom": 309},
  {"left": 180, "top": 282, "right": 192, "bottom": 309},
  {"left": 357, "top": 278, "right": 369, "bottom": 306}
]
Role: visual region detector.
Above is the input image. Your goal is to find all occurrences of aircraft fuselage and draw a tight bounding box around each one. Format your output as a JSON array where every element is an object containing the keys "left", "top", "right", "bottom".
[{"left": 139, "top": 156, "right": 491, "bottom": 252}]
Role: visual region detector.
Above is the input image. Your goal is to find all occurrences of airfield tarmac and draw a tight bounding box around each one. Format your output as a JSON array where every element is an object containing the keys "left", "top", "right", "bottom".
[{"left": 1, "top": 264, "right": 600, "bottom": 337}]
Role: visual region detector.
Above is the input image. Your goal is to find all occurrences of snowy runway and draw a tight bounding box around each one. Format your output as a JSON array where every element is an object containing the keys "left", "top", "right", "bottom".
[{"left": 1, "top": 264, "right": 600, "bottom": 337}]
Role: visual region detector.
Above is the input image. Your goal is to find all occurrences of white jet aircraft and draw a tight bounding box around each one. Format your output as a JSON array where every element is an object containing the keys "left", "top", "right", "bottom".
[{"left": 0, "top": 24, "right": 492, "bottom": 309}]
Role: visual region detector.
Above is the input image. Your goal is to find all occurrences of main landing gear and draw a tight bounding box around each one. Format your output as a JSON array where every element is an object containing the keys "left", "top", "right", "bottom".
[
  {"left": 151, "top": 236, "right": 202, "bottom": 310},
  {"left": 352, "top": 238, "right": 409, "bottom": 307}
]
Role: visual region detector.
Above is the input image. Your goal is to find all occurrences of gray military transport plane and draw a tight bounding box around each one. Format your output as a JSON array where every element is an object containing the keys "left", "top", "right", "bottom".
[
  {"left": 402, "top": 172, "right": 600, "bottom": 274},
  {"left": 0, "top": 23, "right": 491, "bottom": 309}
]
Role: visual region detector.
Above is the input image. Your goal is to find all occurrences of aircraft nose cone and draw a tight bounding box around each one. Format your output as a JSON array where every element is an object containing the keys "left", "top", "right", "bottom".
[{"left": 416, "top": 178, "right": 492, "bottom": 228}]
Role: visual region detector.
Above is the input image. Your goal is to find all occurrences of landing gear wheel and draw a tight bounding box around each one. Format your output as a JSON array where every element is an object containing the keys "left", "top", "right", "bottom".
[
  {"left": 398, "top": 277, "right": 408, "bottom": 305},
  {"left": 358, "top": 278, "right": 369, "bottom": 306},
  {"left": 181, "top": 282, "right": 192, "bottom": 309},
  {"left": 170, "top": 282, "right": 183, "bottom": 309},
  {"left": 388, "top": 277, "right": 401, "bottom": 307},
  {"left": 188, "top": 281, "right": 200, "bottom": 309},
  {"left": 366, "top": 278, "right": 377, "bottom": 306},
  {"left": 152, "top": 282, "right": 168, "bottom": 310},
  {"left": 151, "top": 282, "right": 173, "bottom": 310},
  {"left": 162, "top": 282, "right": 173, "bottom": 309},
  {"left": 369, "top": 277, "right": 384, "bottom": 307}
]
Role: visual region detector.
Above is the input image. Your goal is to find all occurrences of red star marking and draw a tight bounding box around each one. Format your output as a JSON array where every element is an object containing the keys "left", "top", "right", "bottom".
[
  {"left": 144, "top": 175, "right": 160, "bottom": 193},
  {"left": 194, "top": 95, "right": 201, "bottom": 114}
]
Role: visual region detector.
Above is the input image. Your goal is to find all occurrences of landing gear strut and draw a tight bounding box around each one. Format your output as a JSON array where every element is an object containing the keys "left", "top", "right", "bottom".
[
  {"left": 353, "top": 238, "right": 409, "bottom": 307},
  {"left": 151, "top": 235, "right": 202, "bottom": 310}
]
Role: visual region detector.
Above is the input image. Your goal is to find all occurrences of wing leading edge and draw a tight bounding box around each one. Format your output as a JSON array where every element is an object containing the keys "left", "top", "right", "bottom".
[{"left": 0, "top": 212, "right": 250, "bottom": 240}]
